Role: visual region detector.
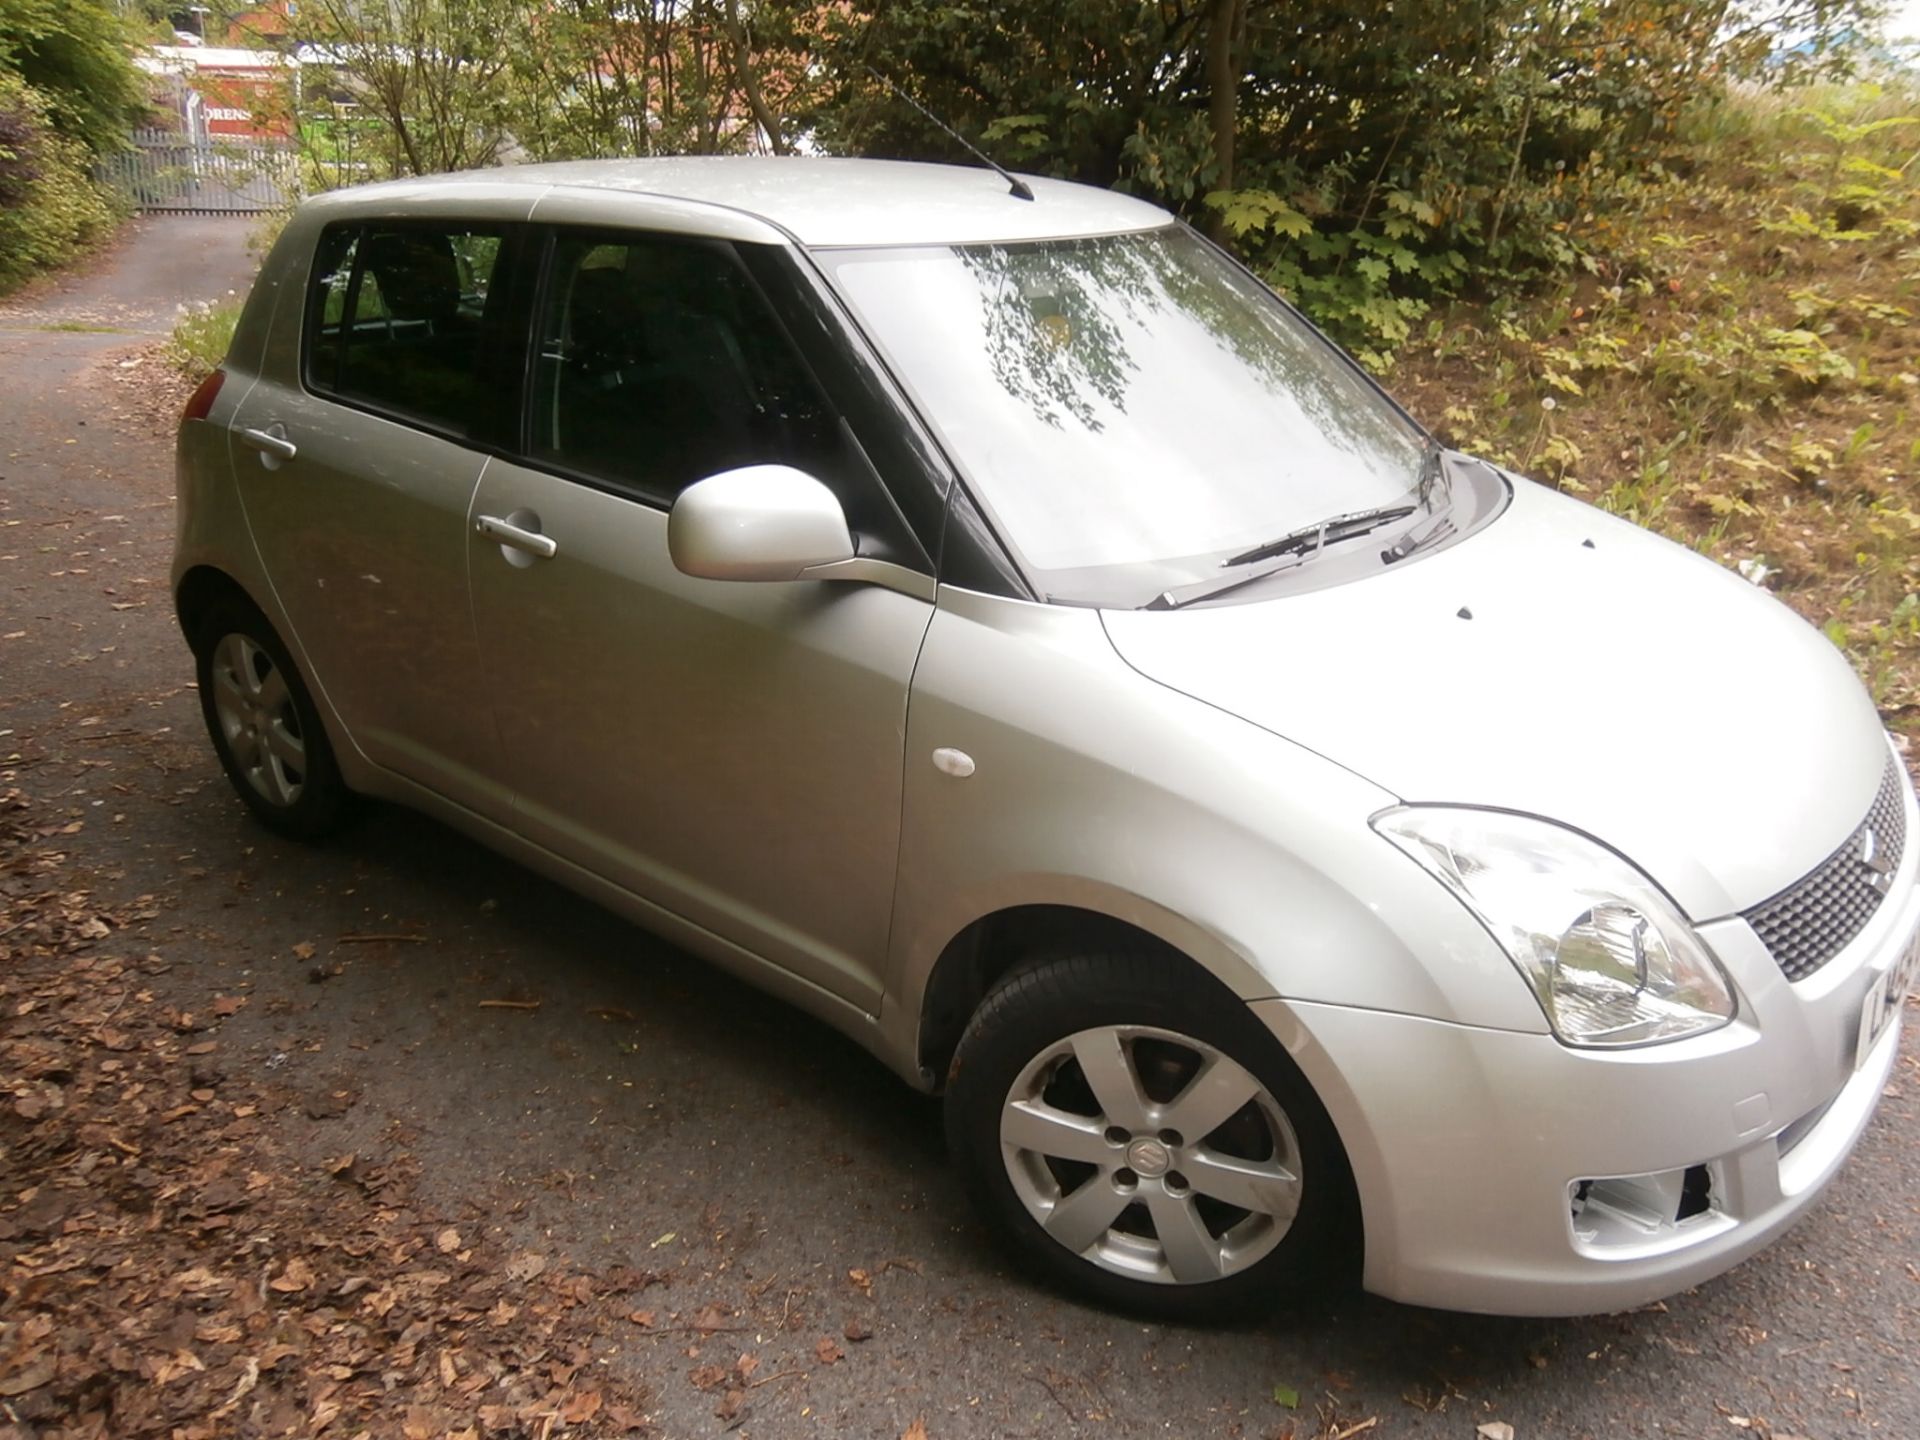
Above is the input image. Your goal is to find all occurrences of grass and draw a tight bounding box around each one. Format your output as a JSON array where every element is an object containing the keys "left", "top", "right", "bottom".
[{"left": 1393, "top": 81, "right": 1920, "bottom": 745}]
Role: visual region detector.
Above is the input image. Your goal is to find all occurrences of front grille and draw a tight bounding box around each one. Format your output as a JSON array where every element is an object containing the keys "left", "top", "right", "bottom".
[{"left": 1743, "top": 757, "right": 1909, "bottom": 982}]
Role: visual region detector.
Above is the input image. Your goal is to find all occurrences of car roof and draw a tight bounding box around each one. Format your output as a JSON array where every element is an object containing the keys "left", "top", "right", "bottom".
[{"left": 310, "top": 157, "right": 1174, "bottom": 248}]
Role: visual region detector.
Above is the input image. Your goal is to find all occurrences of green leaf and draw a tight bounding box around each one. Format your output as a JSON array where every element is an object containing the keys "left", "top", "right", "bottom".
[
  {"left": 1205, "top": 188, "right": 1314, "bottom": 240},
  {"left": 981, "top": 114, "right": 1049, "bottom": 141},
  {"left": 1272, "top": 1383, "right": 1300, "bottom": 1409}
]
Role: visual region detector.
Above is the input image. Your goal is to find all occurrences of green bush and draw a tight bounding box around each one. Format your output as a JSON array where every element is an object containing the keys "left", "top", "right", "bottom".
[
  {"left": 0, "top": 70, "right": 117, "bottom": 295},
  {"left": 0, "top": 0, "right": 146, "bottom": 156}
]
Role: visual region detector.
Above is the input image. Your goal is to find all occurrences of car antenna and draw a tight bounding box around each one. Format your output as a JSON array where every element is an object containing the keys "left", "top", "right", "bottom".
[{"left": 863, "top": 66, "right": 1035, "bottom": 201}]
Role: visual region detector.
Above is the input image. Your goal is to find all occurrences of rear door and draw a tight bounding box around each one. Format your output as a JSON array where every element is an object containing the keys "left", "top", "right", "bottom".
[
  {"left": 466, "top": 228, "right": 938, "bottom": 1007},
  {"left": 228, "top": 220, "right": 523, "bottom": 819}
]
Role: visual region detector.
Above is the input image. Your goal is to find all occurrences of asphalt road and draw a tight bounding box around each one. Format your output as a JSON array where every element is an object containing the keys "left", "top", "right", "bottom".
[{"left": 2, "top": 218, "right": 1917, "bottom": 1440}]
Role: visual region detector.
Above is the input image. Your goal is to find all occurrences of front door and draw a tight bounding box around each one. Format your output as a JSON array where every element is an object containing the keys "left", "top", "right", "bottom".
[{"left": 467, "top": 228, "right": 936, "bottom": 1008}]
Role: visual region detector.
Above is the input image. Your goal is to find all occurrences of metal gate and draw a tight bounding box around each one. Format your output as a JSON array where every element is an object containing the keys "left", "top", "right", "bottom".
[{"left": 96, "top": 130, "right": 296, "bottom": 216}]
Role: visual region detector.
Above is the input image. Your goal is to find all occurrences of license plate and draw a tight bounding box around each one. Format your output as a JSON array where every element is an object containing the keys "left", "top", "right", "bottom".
[{"left": 1859, "top": 921, "right": 1920, "bottom": 1067}]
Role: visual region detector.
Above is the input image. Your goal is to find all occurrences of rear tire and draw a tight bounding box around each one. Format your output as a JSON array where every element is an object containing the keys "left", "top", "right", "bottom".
[
  {"left": 194, "top": 597, "right": 351, "bottom": 841},
  {"left": 945, "top": 951, "right": 1358, "bottom": 1320}
]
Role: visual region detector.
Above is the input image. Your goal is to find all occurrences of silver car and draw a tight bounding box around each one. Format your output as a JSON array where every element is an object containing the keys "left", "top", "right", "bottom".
[{"left": 173, "top": 158, "right": 1920, "bottom": 1319}]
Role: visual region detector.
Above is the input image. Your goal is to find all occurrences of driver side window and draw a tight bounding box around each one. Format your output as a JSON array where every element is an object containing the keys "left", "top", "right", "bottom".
[
  {"left": 527, "top": 231, "right": 922, "bottom": 569},
  {"left": 532, "top": 235, "right": 823, "bottom": 497}
]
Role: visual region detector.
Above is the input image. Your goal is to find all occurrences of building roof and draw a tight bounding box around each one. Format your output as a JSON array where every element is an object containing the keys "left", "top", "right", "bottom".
[
  {"left": 325, "top": 157, "right": 1173, "bottom": 248},
  {"left": 140, "top": 45, "right": 287, "bottom": 71}
]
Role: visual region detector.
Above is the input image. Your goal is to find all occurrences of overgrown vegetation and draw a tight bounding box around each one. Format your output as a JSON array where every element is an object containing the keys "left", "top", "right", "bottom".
[
  {"left": 166, "top": 298, "right": 244, "bottom": 375},
  {"left": 0, "top": 0, "right": 143, "bottom": 294},
  {"left": 1395, "top": 80, "right": 1920, "bottom": 739}
]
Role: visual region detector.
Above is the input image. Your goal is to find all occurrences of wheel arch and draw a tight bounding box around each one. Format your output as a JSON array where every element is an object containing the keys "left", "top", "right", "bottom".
[
  {"left": 175, "top": 564, "right": 264, "bottom": 650},
  {"left": 912, "top": 899, "right": 1271, "bottom": 1092}
]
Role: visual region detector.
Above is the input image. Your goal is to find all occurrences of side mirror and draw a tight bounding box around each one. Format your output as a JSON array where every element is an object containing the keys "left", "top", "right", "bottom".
[{"left": 667, "top": 465, "right": 857, "bottom": 583}]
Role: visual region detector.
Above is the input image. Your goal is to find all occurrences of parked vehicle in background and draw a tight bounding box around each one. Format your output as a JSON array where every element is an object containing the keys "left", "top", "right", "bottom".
[{"left": 173, "top": 158, "right": 1919, "bottom": 1318}]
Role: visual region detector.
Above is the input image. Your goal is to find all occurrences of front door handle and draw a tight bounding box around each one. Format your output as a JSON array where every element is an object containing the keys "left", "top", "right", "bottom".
[
  {"left": 475, "top": 513, "right": 558, "bottom": 560},
  {"left": 237, "top": 425, "right": 298, "bottom": 462}
]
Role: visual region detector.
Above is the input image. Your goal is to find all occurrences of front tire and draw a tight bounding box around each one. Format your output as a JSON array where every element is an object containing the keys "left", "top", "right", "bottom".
[
  {"left": 194, "top": 597, "right": 350, "bottom": 841},
  {"left": 946, "top": 951, "right": 1357, "bottom": 1319}
]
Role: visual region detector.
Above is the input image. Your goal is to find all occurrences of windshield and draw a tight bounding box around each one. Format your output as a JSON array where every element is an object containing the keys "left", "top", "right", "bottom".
[{"left": 820, "top": 226, "right": 1429, "bottom": 606}]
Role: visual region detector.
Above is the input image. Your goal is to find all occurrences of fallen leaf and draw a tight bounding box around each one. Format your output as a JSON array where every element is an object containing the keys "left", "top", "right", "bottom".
[
  {"left": 844, "top": 1318, "right": 872, "bottom": 1342},
  {"left": 848, "top": 1267, "right": 873, "bottom": 1296},
  {"left": 291, "top": 942, "right": 316, "bottom": 960},
  {"left": 815, "top": 1337, "right": 843, "bottom": 1366},
  {"left": 0, "top": 1357, "right": 55, "bottom": 1397},
  {"left": 504, "top": 1251, "right": 546, "bottom": 1282},
  {"left": 690, "top": 1302, "right": 732, "bottom": 1333},
  {"left": 1477, "top": 1424, "right": 1516, "bottom": 1440},
  {"left": 435, "top": 1227, "right": 462, "bottom": 1254},
  {"left": 269, "top": 1256, "right": 314, "bottom": 1293},
  {"left": 690, "top": 1364, "right": 729, "bottom": 1392},
  {"left": 212, "top": 995, "right": 247, "bottom": 1017},
  {"left": 561, "top": 1390, "right": 602, "bottom": 1423},
  {"left": 901, "top": 1420, "right": 930, "bottom": 1440},
  {"left": 715, "top": 1388, "right": 746, "bottom": 1423}
]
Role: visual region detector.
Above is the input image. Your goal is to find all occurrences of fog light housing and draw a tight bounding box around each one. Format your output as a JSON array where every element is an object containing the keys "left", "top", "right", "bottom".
[{"left": 1570, "top": 1165, "right": 1729, "bottom": 1255}]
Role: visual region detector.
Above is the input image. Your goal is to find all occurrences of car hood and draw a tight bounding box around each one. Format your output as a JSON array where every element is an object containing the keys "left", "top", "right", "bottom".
[{"left": 1100, "top": 475, "right": 1889, "bottom": 920}]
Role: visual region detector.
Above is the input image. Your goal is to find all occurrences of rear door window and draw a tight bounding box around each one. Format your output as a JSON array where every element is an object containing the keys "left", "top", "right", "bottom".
[{"left": 303, "top": 222, "right": 512, "bottom": 441}]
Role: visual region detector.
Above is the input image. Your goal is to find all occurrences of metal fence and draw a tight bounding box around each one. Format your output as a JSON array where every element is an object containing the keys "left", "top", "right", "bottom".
[{"left": 97, "top": 130, "right": 296, "bottom": 216}]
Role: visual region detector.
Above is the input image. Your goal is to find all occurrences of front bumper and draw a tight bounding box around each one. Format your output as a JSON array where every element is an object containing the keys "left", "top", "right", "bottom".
[{"left": 1256, "top": 833, "right": 1919, "bottom": 1317}]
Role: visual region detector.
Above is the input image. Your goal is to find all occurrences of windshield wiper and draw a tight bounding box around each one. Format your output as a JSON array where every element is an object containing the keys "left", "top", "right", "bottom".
[
  {"left": 1144, "top": 443, "right": 1454, "bottom": 611},
  {"left": 1145, "top": 503, "right": 1415, "bottom": 610},
  {"left": 1219, "top": 503, "right": 1417, "bottom": 569}
]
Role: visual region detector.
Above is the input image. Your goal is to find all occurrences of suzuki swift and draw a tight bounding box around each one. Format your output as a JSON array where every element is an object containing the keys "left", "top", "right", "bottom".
[{"left": 172, "top": 157, "right": 1919, "bottom": 1318}]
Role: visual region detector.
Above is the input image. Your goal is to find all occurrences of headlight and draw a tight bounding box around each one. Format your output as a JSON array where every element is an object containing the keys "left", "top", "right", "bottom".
[{"left": 1372, "top": 807, "right": 1737, "bottom": 1047}]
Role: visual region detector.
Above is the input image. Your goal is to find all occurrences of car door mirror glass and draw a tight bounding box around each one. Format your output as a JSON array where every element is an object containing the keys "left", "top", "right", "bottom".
[{"left": 668, "top": 464, "right": 857, "bottom": 582}]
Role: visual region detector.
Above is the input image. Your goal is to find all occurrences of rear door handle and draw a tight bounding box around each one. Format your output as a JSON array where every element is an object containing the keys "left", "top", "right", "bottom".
[
  {"left": 237, "top": 426, "right": 298, "bottom": 461},
  {"left": 475, "top": 513, "right": 558, "bottom": 559}
]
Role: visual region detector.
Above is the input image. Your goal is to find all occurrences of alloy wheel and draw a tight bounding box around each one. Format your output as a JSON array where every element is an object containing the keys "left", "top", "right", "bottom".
[
  {"left": 999, "top": 1024, "right": 1304, "bottom": 1285},
  {"left": 210, "top": 631, "right": 307, "bottom": 808}
]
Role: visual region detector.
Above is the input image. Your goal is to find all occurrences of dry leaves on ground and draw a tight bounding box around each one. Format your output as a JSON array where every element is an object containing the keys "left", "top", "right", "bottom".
[{"left": 0, "top": 788, "right": 658, "bottom": 1438}]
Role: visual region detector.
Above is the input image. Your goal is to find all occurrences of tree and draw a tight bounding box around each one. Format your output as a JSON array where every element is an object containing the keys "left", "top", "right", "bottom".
[
  {"left": 502, "top": 0, "right": 816, "bottom": 162},
  {"left": 296, "top": 0, "right": 518, "bottom": 177},
  {"left": 285, "top": 0, "right": 812, "bottom": 180},
  {"left": 0, "top": 0, "right": 146, "bottom": 156},
  {"left": 804, "top": 0, "right": 1883, "bottom": 355}
]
